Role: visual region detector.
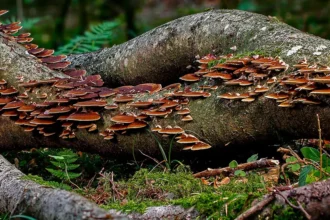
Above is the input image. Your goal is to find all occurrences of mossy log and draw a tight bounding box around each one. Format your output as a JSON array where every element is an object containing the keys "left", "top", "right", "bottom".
[
  {"left": 1, "top": 10, "right": 330, "bottom": 157},
  {"left": 1, "top": 9, "right": 330, "bottom": 220}
]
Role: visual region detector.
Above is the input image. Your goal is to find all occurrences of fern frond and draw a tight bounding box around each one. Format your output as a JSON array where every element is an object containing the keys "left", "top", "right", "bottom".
[{"left": 56, "top": 20, "right": 120, "bottom": 55}]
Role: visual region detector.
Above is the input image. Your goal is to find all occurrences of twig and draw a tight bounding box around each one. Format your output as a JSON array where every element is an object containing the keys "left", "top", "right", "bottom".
[
  {"left": 281, "top": 161, "right": 304, "bottom": 185},
  {"left": 235, "top": 194, "right": 275, "bottom": 220},
  {"left": 149, "top": 160, "right": 166, "bottom": 173},
  {"left": 275, "top": 188, "right": 311, "bottom": 220},
  {"left": 194, "top": 159, "right": 279, "bottom": 178},
  {"left": 317, "top": 114, "right": 323, "bottom": 179},
  {"left": 139, "top": 150, "right": 166, "bottom": 169}
]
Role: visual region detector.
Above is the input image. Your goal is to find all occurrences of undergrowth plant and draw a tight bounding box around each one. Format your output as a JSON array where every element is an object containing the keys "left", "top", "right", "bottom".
[
  {"left": 46, "top": 149, "right": 81, "bottom": 184},
  {"left": 147, "top": 130, "right": 184, "bottom": 172},
  {"left": 56, "top": 20, "right": 121, "bottom": 55}
]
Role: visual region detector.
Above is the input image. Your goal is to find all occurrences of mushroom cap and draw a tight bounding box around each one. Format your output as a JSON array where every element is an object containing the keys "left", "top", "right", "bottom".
[
  {"left": 30, "top": 118, "right": 56, "bottom": 125},
  {"left": 113, "top": 95, "right": 135, "bottom": 103},
  {"left": 160, "top": 100, "right": 179, "bottom": 109},
  {"left": 74, "top": 100, "right": 107, "bottom": 107},
  {"left": 104, "top": 104, "right": 118, "bottom": 110},
  {"left": 177, "top": 135, "right": 199, "bottom": 144},
  {"left": 47, "top": 106, "right": 72, "bottom": 114},
  {"left": 182, "top": 115, "right": 193, "bottom": 121},
  {"left": 1, "top": 88, "right": 18, "bottom": 95},
  {"left": 67, "top": 112, "right": 101, "bottom": 121},
  {"left": 179, "top": 74, "right": 200, "bottom": 82},
  {"left": 128, "top": 101, "right": 153, "bottom": 108},
  {"left": 127, "top": 121, "right": 148, "bottom": 129},
  {"left": 310, "top": 76, "right": 330, "bottom": 84},
  {"left": 111, "top": 115, "right": 135, "bottom": 124},
  {"left": 159, "top": 126, "right": 184, "bottom": 134},
  {"left": 203, "top": 72, "right": 232, "bottom": 80},
  {"left": 265, "top": 93, "right": 289, "bottom": 100},
  {"left": 282, "top": 78, "right": 309, "bottom": 85},
  {"left": 190, "top": 142, "right": 212, "bottom": 151},
  {"left": 17, "top": 105, "right": 36, "bottom": 112},
  {"left": 0, "top": 97, "right": 14, "bottom": 105},
  {"left": 310, "top": 88, "right": 330, "bottom": 95},
  {"left": 3, "top": 101, "right": 24, "bottom": 110},
  {"left": 1, "top": 110, "right": 18, "bottom": 117},
  {"left": 109, "top": 124, "right": 127, "bottom": 131},
  {"left": 177, "top": 108, "right": 190, "bottom": 115}
]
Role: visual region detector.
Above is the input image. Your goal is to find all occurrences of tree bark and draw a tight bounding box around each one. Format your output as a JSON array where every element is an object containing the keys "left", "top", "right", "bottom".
[
  {"left": 67, "top": 9, "right": 330, "bottom": 87},
  {"left": 0, "top": 154, "right": 127, "bottom": 220},
  {"left": 237, "top": 178, "right": 330, "bottom": 219}
]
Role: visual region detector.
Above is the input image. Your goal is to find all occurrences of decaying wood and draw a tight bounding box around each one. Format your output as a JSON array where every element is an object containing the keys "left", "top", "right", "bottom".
[
  {"left": 193, "top": 159, "right": 279, "bottom": 178},
  {"left": 0, "top": 155, "right": 127, "bottom": 220},
  {"left": 237, "top": 178, "right": 330, "bottom": 220}
]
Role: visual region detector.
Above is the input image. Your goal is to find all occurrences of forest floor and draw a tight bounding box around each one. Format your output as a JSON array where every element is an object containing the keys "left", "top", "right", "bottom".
[{"left": 1, "top": 137, "right": 326, "bottom": 219}]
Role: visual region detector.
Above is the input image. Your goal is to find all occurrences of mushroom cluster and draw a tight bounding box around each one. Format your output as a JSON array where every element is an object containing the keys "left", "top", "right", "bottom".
[{"left": 264, "top": 59, "right": 329, "bottom": 107}]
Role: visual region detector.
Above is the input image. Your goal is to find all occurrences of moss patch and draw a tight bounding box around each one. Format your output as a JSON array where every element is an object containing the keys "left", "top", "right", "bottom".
[{"left": 100, "top": 169, "right": 268, "bottom": 218}]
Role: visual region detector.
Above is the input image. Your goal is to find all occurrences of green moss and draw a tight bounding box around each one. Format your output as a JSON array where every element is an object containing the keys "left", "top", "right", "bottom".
[
  {"left": 100, "top": 169, "right": 268, "bottom": 218},
  {"left": 272, "top": 205, "right": 304, "bottom": 220},
  {"left": 22, "top": 174, "right": 72, "bottom": 190}
]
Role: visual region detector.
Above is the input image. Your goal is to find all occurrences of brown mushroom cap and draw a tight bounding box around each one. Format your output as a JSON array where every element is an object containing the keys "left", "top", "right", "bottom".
[
  {"left": 0, "top": 97, "right": 14, "bottom": 105},
  {"left": 109, "top": 124, "right": 127, "bottom": 131},
  {"left": 111, "top": 115, "right": 135, "bottom": 124},
  {"left": 1, "top": 88, "right": 19, "bottom": 95},
  {"left": 47, "top": 106, "right": 72, "bottom": 114},
  {"left": 113, "top": 95, "right": 135, "bottom": 103},
  {"left": 182, "top": 115, "right": 193, "bottom": 121},
  {"left": 74, "top": 100, "right": 107, "bottom": 107},
  {"left": 190, "top": 142, "right": 212, "bottom": 151},
  {"left": 17, "top": 105, "right": 36, "bottom": 112},
  {"left": 177, "top": 108, "right": 190, "bottom": 115},
  {"left": 159, "top": 126, "right": 184, "bottom": 134},
  {"left": 3, "top": 101, "right": 24, "bottom": 110},
  {"left": 310, "top": 88, "right": 330, "bottom": 95},
  {"left": 68, "top": 112, "right": 101, "bottom": 121},
  {"left": 160, "top": 100, "right": 179, "bottom": 109},
  {"left": 128, "top": 101, "right": 153, "bottom": 108},
  {"left": 177, "top": 135, "right": 199, "bottom": 144},
  {"left": 104, "top": 104, "right": 118, "bottom": 110},
  {"left": 127, "top": 121, "right": 147, "bottom": 129},
  {"left": 203, "top": 72, "right": 232, "bottom": 80},
  {"left": 310, "top": 76, "right": 330, "bottom": 84},
  {"left": 2, "top": 110, "right": 19, "bottom": 117},
  {"left": 30, "top": 118, "right": 56, "bottom": 125},
  {"left": 282, "top": 78, "right": 309, "bottom": 85},
  {"left": 179, "top": 74, "right": 200, "bottom": 82},
  {"left": 265, "top": 93, "right": 290, "bottom": 100},
  {"left": 278, "top": 101, "right": 294, "bottom": 107}
]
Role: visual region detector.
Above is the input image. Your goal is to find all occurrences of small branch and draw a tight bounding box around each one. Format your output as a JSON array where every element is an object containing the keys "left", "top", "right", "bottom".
[
  {"left": 275, "top": 188, "right": 311, "bottom": 220},
  {"left": 194, "top": 159, "right": 279, "bottom": 178},
  {"left": 139, "top": 150, "right": 166, "bottom": 169},
  {"left": 235, "top": 194, "right": 275, "bottom": 220},
  {"left": 317, "top": 114, "right": 323, "bottom": 179}
]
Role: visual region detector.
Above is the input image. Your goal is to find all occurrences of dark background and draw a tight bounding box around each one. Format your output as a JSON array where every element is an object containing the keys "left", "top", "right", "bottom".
[{"left": 1, "top": 0, "right": 329, "bottom": 52}]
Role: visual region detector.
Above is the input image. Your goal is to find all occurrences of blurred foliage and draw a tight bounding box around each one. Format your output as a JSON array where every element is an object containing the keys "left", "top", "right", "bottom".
[
  {"left": 0, "top": 0, "right": 330, "bottom": 54},
  {"left": 56, "top": 20, "right": 123, "bottom": 55}
]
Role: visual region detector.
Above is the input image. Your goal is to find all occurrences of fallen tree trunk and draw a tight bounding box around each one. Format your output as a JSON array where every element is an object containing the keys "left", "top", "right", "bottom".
[
  {"left": 1, "top": 10, "right": 330, "bottom": 157},
  {"left": 0, "top": 155, "right": 126, "bottom": 220},
  {"left": 67, "top": 9, "right": 330, "bottom": 86}
]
